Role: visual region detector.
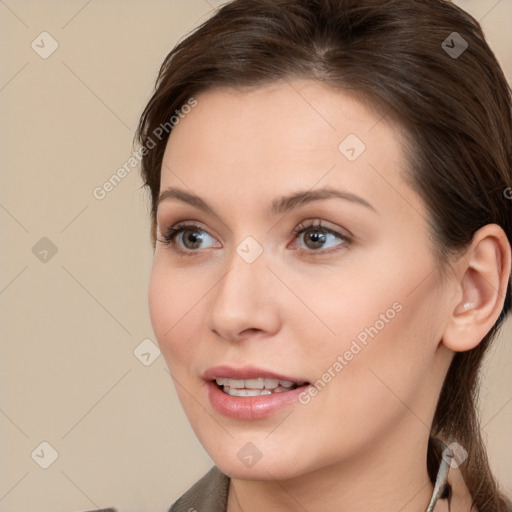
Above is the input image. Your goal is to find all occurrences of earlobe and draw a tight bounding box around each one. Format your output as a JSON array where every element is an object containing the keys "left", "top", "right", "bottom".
[{"left": 441, "top": 224, "right": 511, "bottom": 353}]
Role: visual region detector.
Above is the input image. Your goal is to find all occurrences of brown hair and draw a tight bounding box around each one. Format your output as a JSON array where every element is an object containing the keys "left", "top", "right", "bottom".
[{"left": 135, "top": 0, "right": 512, "bottom": 509}]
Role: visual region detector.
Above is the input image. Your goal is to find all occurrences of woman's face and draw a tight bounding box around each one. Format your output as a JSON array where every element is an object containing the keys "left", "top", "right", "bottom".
[{"left": 149, "top": 79, "right": 453, "bottom": 479}]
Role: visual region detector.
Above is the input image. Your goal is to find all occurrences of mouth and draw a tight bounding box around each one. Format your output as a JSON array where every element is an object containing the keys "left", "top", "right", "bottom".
[
  {"left": 214, "top": 377, "right": 309, "bottom": 397},
  {"left": 204, "top": 366, "right": 312, "bottom": 419}
]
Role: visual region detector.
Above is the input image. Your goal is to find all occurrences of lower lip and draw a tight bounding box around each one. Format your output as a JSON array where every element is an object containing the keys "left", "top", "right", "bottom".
[{"left": 207, "top": 381, "right": 309, "bottom": 420}]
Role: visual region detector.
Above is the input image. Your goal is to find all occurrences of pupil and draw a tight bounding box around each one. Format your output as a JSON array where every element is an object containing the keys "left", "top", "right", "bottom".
[
  {"left": 185, "top": 230, "right": 202, "bottom": 248},
  {"left": 306, "top": 231, "right": 326, "bottom": 248}
]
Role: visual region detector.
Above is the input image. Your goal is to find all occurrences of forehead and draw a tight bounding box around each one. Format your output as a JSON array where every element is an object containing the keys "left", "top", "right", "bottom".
[
  {"left": 158, "top": 79, "right": 425, "bottom": 223},
  {"left": 167, "top": 79, "right": 394, "bottom": 154}
]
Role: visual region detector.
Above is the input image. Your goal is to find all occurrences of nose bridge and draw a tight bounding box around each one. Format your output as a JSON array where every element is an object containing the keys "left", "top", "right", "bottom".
[
  {"left": 207, "top": 239, "right": 279, "bottom": 339},
  {"left": 216, "top": 232, "right": 268, "bottom": 298},
  {"left": 211, "top": 244, "right": 266, "bottom": 314}
]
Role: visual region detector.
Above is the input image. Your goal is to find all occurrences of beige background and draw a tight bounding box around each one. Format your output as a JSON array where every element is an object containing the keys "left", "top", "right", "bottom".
[{"left": 0, "top": 1, "right": 511, "bottom": 511}]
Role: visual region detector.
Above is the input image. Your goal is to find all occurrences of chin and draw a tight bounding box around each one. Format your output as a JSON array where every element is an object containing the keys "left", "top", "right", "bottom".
[
  {"left": 198, "top": 435, "right": 315, "bottom": 481},
  {"left": 214, "top": 456, "right": 305, "bottom": 481}
]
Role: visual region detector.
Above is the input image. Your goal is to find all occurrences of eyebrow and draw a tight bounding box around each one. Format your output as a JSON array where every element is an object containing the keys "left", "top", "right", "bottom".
[{"left": 156, "top": 186, "right": 378, "bottom": 216}]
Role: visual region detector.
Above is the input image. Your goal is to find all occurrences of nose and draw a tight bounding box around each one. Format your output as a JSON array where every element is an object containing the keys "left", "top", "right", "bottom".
[{"left": 207, "top": 251, "right": 282, "bottom": 342}]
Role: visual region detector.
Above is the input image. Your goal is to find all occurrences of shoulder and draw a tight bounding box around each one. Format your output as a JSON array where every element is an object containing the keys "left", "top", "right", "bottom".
[{"left": 168, "top": 465, "right": 231, "bottom": 512}]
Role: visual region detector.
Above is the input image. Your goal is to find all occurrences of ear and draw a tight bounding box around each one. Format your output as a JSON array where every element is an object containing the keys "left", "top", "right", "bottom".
[{"left": 442, "top": 224, "right": 511, "bottom": 352}]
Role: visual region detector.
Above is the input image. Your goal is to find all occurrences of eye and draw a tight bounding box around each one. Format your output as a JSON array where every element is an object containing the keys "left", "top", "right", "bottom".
[
  {"left": 157, "top": 223, "right": 220, "bottom": 255},
  {"left": 290, "top": 220, "right": 350, "bottom": 253},
  {"left": 157, "top": 219, "right": 351, "bottom": 256}
]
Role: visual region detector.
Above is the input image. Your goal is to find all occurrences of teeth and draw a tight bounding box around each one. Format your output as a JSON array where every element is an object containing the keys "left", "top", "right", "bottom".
[
  {"left": 227, "top": 379, "right": 245, "bottom": 389},
  {"left": 215, "top": 377, "right": 303, "bottom": 395},
  {"left": 264, "top": 378, "right": 279, "bottom": 389},
  {"left": 225, "top": 387, "right": 273, "bottom": 397},
  {"left": 244, "top": 378, "right": 265, "bottom": 389}
]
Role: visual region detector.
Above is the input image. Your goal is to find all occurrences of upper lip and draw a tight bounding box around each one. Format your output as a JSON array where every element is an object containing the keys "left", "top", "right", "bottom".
[{"left": 203, "top": 365, "right": 309, "bottom": 383}]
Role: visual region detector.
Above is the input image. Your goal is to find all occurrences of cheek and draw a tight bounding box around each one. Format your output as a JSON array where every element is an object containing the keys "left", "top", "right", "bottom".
[
  {"left": 288, "top": 261, "right": 404, "bottom": 366},
  {"left": 148, "top": 261, "right": 172, "bottom": 343},
  {"left": 297, "top": 243, "right": 442, "bottom": 403},
  {"left": 148, "top": 259, "right": 203, "bottom": 371},
  {"left": 323, "top": 276, "right": 443, "bottom": 415}
]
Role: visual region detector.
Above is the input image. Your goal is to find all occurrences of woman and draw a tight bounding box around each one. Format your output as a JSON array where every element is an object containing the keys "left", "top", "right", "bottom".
[{"left": 136, "top": 0, "right": 512, "bottom": 510}]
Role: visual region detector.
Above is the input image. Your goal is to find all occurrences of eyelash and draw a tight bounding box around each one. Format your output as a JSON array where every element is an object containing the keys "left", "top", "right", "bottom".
[{"left": 157, "top": 220, "right": 351, "bottom": 257}]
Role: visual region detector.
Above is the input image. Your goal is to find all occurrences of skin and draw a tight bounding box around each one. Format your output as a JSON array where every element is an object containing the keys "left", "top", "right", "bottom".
[{"left": 148, "top": 79, "right": 510, "bottom": 512}]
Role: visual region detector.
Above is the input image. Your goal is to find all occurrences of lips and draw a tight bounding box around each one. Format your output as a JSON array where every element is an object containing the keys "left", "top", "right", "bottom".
[{"left": 203, "top": 365, "right": 311, "bottom": 419}]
